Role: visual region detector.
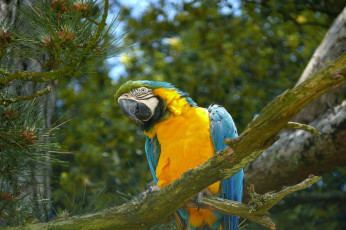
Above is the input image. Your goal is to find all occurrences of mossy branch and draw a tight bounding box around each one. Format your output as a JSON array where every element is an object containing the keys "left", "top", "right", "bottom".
[
  {"left": 247, "top": 175, "right": 322, "bottom": 212},
  {"left": 185, "top": 175, "right": 321, "bottom": 230},
  {"left": 9, "top": 53, "right": 345, "bottom": 230}
]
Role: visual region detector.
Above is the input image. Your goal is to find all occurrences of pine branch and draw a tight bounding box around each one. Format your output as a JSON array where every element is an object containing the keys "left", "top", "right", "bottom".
[
  {"left": 0, "top": 0, "right": 112, "bottom": 85},
  {"left": 73, "top": 0, "right": 109, "bottom": 67},
  {"left": 0, "top": 68, "right": 69, "bottom": 84},
  {"left": 0, "top": 86, "right": 51, "bottom": 106},
  {"left": 8, "top": 51, "right": 345, "bottom": 229}
]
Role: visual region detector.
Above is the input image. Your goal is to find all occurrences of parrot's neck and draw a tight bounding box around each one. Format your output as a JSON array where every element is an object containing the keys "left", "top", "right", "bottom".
[{"left": 144, "top": 88, "right": 194, "bottom": 137}]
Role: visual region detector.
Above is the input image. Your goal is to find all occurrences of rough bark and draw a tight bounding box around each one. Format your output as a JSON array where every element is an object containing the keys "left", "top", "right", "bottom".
[{"left": 9, "top": 50, "right": 346, "bottom": 230}]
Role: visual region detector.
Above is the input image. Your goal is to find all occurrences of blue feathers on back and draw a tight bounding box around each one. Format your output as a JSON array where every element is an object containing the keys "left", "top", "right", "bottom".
[{"left": 208, "top": 104, "right": 244, "bottom": 230}]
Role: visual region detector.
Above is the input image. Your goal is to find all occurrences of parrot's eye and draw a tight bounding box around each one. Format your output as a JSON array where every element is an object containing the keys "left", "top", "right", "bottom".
[{"left": 130, "top": 87, "right": 153, "bottom": 99}]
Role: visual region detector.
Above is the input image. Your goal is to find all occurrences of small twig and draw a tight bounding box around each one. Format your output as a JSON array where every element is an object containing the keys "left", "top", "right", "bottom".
[
  {"left": 173, "top": 212, "right": 184, "bottom": 230},
  {"left": 285, "top": 121, "right": 321, "bottom": 135},
  {"left": 0, "top": 86, "right": 52, "bottom": 106},
  {"left": 255, "top": 175, "right": 322, "bottom": 211},
  {"left": 50, "top": 118, "right": 74, "bottom": 132},
  {"left": 86, "top": 16, "right": 100, "bottom": 25},
  {"left": 47, "top": 151, "right": 76, "bottom": 153}
]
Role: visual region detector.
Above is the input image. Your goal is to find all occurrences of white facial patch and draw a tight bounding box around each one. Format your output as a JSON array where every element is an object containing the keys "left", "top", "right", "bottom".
[{"left": 139, "top": 97, "right": 159, "bottom": 121}]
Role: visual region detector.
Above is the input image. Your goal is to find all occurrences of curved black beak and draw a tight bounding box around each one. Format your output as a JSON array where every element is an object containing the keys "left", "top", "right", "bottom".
[
  {"left": 118, "top": 99, "right": 152, "bottom": 124},
  {"left": 118, "top": 99, "right": 142, "bottom": 124}
]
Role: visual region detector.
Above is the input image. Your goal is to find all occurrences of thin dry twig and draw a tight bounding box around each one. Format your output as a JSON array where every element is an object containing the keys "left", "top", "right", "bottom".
[{"left": 285, "top": 122, "right": 321, "bottom": 135}]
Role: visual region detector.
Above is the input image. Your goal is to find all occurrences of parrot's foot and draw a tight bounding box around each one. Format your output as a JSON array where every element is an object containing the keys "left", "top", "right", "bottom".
[
  {"left": 195, "top": 188, "right": 213, "bottom": 211},
  {"left": 139, "top": 185, "right": 161, "bottom": 200}
]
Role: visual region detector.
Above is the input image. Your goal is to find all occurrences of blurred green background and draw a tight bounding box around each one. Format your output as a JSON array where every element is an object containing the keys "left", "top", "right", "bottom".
[{"left": 51, "top": 1, "right": 345, "bottom": 229}]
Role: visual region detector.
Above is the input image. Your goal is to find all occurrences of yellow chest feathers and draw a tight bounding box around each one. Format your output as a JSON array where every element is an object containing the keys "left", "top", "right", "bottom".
[
  {"left": 145, "top": 88, "right": 219, "bottom": 194},
  {"left": 155, "top": 106, "right": 220, "bottom": 193}
]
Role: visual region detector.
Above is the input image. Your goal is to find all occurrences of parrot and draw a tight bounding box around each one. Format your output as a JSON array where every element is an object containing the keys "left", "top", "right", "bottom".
[{"left": 115, "top": 80, "right": 244, "bottom": 230}]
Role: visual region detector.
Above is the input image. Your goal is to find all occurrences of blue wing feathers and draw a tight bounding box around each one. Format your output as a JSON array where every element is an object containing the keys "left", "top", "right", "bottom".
[
  {"left": 208, "top": 105, "right": 244, "bottom": 230},
  {"left": 145, "top": 137, "right": 160, "bottom": 183}
]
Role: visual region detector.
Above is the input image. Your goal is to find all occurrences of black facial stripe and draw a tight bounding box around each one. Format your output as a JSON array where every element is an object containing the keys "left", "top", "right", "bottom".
[
  {"left": 136, "top": 93, "right": 151, "bottom": 97},
  {"left": 140, "top": 96, "right": 165, "bottom": 131},
  {"left": 137, "top": 95, "right": 155, "bottom": 100}
]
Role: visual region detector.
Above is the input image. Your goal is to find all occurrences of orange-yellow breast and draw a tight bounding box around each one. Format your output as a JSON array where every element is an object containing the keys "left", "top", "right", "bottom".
[{"left": 145, "top": 88, "right": 221, "bottom": 228}]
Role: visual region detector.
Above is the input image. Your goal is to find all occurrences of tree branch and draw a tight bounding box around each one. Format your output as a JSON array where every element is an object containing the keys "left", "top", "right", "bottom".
[
  {"left": 185, "top": 175, "right": 321, "bottom": 230},
  {"left": 10, "top": 49, "right": 345, "bottom": 229}
]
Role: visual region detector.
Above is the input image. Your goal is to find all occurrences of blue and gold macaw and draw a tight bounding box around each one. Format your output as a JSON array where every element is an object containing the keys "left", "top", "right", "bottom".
[{"left": 115, "top": 80, "right": 244, "bottom": 230}]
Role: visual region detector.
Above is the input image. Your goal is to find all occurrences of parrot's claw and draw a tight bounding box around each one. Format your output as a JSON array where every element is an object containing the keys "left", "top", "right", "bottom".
[
  {"left": 195, "top": 188, "right": 213, "bottom": 211},
  {"left": 197, "top": 192, "right": 203, "bottom": 211},
  {"left": 139, "top": 185, "right": 161, "bottom": 200}
]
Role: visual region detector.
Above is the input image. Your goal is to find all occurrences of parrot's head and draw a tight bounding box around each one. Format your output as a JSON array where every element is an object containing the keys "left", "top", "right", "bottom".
[{"left": 115, "top": 80, "right": 197, "bottom": 132}]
